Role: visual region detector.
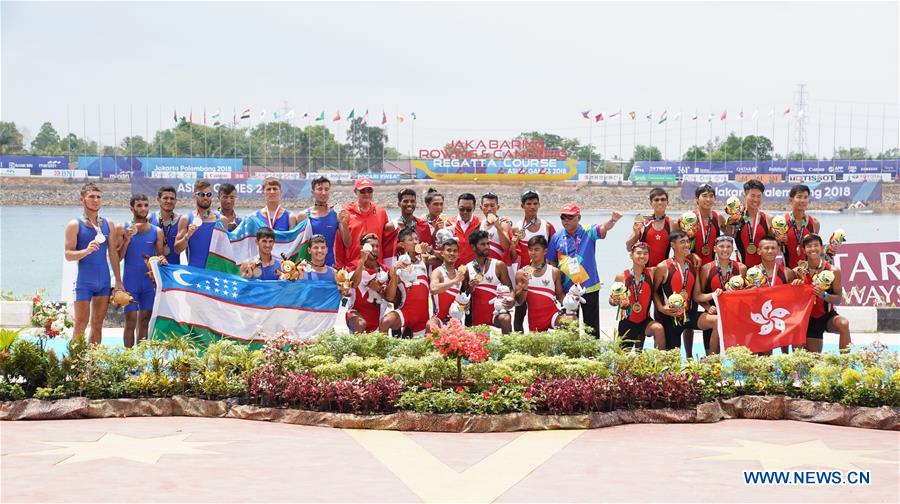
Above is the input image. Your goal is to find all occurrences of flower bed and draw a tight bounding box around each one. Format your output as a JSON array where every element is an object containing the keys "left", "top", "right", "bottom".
[{"left": 1, "top": 326, "right": 898, "bottom": 427}]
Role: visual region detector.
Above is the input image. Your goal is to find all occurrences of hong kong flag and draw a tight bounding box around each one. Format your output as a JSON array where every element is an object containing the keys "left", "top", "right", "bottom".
[{"left": 714, "top": 285, "right": 815, "bottom": 353}]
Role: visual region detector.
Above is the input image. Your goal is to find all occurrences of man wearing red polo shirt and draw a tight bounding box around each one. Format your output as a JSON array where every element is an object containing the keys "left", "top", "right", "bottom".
[{"left": 334, "top": 177, "right": 389, "bottom": 270}]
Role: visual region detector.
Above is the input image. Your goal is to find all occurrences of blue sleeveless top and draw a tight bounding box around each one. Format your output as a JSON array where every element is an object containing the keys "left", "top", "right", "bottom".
[
  {"left": 259, "top": 259, "right": 282, "bottom": 281},
  {"left": 123, "top": 223, "right": 159, "bottom": 288},
  {"left": 305, "top": 265, "right": 336, "bottom": 283},
  {"left": 255, "top": 208, "right": 291, "bottom": 231},
  {"left": 307, "top": 208, "right": 338, "bottom": 266},
  {"left": 187, "top": 213, "right": 218, "bottom": 269},
  {"left": 75, "top": 218, "right": 111, "bottom": 287},
  {"left": 149, "top": 211, "right": 180, "bottom": 264}
]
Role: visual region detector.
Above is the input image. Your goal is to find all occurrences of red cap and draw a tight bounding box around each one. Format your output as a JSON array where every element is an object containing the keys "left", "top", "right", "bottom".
[
  {"left": 560, "top": 202, "right": 581, "bottom": 215},
  {"left": 354, "top": 177, "right": 374, "bottom": 190}
]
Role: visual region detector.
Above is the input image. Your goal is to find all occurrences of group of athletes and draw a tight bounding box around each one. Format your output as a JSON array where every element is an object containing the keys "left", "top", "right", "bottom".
[{"left": 66, "top": 175, "right": 850, "bottom": 354}]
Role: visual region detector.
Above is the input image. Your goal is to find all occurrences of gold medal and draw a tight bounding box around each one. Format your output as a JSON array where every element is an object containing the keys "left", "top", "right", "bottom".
[
  {"left": 515, "top": 229, "right": 526, "bottom": 240},
  {"left": 475, "top": 273, "right": 484, "bottom": 283},
  {"left": 414, "top": 243, "right": 424, "bottom": 254},
  {"left": 521, "top": 265, "right": 535, "bottom": 276},
  {"left": 632, "top": 302, "right": 642, "bottom": 313},
  {"left": 163, "top": 244, "right": 171, "bottom": 256},
  {"left": 746, "top": 244, "right": 757, "bottom": 255},
  {"left": 701, "top": 245, "right": 710, "bottom": 256},
  {"left": 680, "top": 290, "right": 688, "bottom": 302},
  {"left": 253, "top": 267, "right": 262, "bottom": 278},
  {"left": 457, "top": 265, "right": 467, "bottom": 274}
]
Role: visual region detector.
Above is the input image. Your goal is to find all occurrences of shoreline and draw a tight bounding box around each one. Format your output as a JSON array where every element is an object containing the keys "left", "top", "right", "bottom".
[{"left": 1, "top": 177, "right": 898, "bottom": 212}]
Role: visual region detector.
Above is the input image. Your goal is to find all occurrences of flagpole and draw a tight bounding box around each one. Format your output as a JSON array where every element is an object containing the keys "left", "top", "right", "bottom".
[
  {"left": 739, "top": 105, "right": 744, "bottom": 163},
  {"left": 248, "top": 113, "right": 253, "bottom": 169},
  {"left": 98, "top": 104, "right": 103, "bottom": 177},
  {"left": 602, "top": 116, "right": 607, "bottom": 168},
  {"left": 785, "top": 111, "right": 791, "bottom": 160},
  {"left": 848, "top": 104, "right": 853, "bottom": 161},
  {"left": 129, "top": 104, "right": 133, "bottom": 162},
  {"left": 113, "top": 104, "right": 118, "bottom": 172},
  {"left": 832, "top": 105, "right": 838, "bottom": 160},
  {"left": 618, "top": 109, "right": 622, "bottom": 169},
  {"left": 631, "top": 113, "right": 636, "bottom": 163},
  {"left": 694, "top": 109, "right": 699, "bottom": 163},
  {"left": 817, "top": 105, "right": 822, "bottom": 166},
  {"left": 647, "top": 112, "right": 652, "bottom": 161},
  {"left": 754, "top": 106, "right": 759, "bottom": 162},
  {"left": 723, "top": 112, "right": 727, "bottom": 166},
  {"left": 881, "top": 103, "right": 886, "bottom": 170},
  {"left": 771, "top": 108, "right": 776, "bottom": 162},
  {"left": 411, "top": 115, "right": 415, "bottom": 160},
  {"left": 203, "top": 107, "right": 208, "bottom": 158},
  {"left": 189, "top": 107, "right": 193, "bottom": 159},
  {"left": 678, "top": 111, "right": 683, "bottom": 162},
  {"left": 83, "top": 104, "right": 87, "bottom": 158},
  {"left": 663, "top": 114, "right": 668, "bottom": 161},
  {"left": 709, "top": 111, "right": 713, "bottom": 169},
  {"left": 588, "top": 113, "right": 593, "bottom": 170},
  {"left": 864, "top": 104, "right": 870, "bottom": 168}
]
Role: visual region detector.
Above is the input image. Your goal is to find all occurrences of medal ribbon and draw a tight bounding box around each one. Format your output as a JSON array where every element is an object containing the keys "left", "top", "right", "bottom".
[
  {"left": 744, "top": 210, "right": 760, "bottom": 248},
  {"left": 716, "top": 260, "right": 733, "bottom": 289},
  {"left": 696, "top": 210, "right": 712, "bottom": 251},
  {"left": 790, "top": 212, "right": 807, "bottom": 243},
  {"left": 760, "top": 262, "right": 776, "bottom": 287},
  {"left": 629, "top": 268, "right": 644, "bottom": 305},
  {"left": 264, "top": 205, "right": 282, "bottom": 229}
]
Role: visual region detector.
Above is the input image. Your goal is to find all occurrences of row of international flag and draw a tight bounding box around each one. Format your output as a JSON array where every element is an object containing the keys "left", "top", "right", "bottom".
[
  {"left": 581, "top": 108, "right": 800, "bottom": 123},
  {"left": 173, "top": 108, "right": 417, "bottom": 126}
]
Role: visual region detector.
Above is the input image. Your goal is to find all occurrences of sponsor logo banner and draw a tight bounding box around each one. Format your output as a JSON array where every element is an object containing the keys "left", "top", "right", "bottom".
[
  {"left": 630, "top": 173, "right": 678, "bottom": 182},
  {"left": 788, "top": 173, "right": 837, "bottom": 182},
  {"left": 631, "top": 160, "right": 898, "bottom": 178},
  {"left": 0, "top": 155, "right": 69, "bottom": 174},
  {"left": 0, "top": 168, "right": 32, "bottom": 177},
  {"left": 40, "top": 169, "right": 87, "bottom": 178},
  {"left": 683, "top": 173, "right": 729, "bottom": 183},
  {"left": 735, "top": 173, "right": 783, "bottom": 183},
  {"left": 305, "top": 171, "right": 353, "bottom": 181},
  {"left": 131, "top": 176, "right": 310, "bottom": 200},
  {"left": 832, "top": 241, "right": 900, "bottom": 307},
  {"left": 78, "top": 156, "right": 243, "bottom": 177},
  {"left": 257, "top": 172, "right": 304, "bottom": 180},
  {"left": 359, "top": 172, "right": 402, "bottom": 181},
  {"left": 681, "top": 180, "right": 882, "bottom": 203},
  {"left": 413, "top": 158, "right": 586, "bottom": 181},
  {"left": 578, "top": 173, "right": 624, "bottom": 182}
]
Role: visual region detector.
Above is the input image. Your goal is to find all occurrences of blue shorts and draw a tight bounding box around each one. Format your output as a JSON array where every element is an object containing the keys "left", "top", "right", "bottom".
[
  {"left": 74, "top": 283, "right": 111, "bottom": 302},
  {"left": 123, "top": 276, "right": 155, "bottom": 313}
]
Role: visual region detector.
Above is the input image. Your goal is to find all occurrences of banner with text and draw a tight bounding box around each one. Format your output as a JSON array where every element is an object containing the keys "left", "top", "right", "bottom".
[
  {"left": 831, "top": 241, "right": 900, "bottom": 307},
  {"left": 413, "top": 159, "right": 586, "bottom": 181},
  {"left": 78, "top": 156, "right": 244, "bottom": 178},
  {"left": 0, "top": 155, "right": 69, "bottom": 174},
  {"left": 681, "top": 180, "right": 882, "bottom": 203},
  {"left": 632, "top": 160, "right": 898, "bottom": 180},
  {"left": 132, "top": 176, "right": 310, "bottom": 200}
]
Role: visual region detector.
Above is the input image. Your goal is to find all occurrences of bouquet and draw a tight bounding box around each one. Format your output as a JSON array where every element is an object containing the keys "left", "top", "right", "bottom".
[
  {"left": 813, "top": 269, "right": 835, "bottom": 291},
  {"left": 724, "top": 196, "right": 744, "bottom": 225},
  {"left": 725, "top": 275, "right": 745, "bottom": 291},
  {"left": 745, "top": 266, "right": 765, "bottom": 288},
  {"left": 825, "top": 229, "right": 846, "bottom": 258},
  {"left": 771, "top": 215, "right": 789, "bottom": 240},
  {"left": 30, "top": 293, "right": 72, "bottom": 341},
  {"left": 679, "top": 211, "right": 698, "bottom": 236}
]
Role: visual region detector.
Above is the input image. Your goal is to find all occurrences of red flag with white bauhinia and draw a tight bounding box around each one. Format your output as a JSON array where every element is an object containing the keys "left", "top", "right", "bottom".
[{"left": 714, "top": 284, "right": 815, "bottom": 353}]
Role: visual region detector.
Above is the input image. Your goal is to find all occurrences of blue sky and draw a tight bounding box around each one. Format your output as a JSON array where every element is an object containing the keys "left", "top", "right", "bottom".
[{"left": 2, "top": 1, "right": 898, "bottom": 159}]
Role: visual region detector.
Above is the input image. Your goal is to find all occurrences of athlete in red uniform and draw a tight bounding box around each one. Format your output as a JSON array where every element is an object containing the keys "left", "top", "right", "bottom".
[
  {"left": 513, "top": 235, "right": 568, "bottom": 332},
  {"left": 478, "top": 192, "right": 514, "bottom": 265},
  {"left": 382, "top": 188, "right": 433, "bottom": 266},
  {"left": 800, "top": 234, "right": 851, "bottom": 353},
  {"left": 446, "top": 193, "right": 481, "bottom": 268},
  {"left": 513, "top": 190, "right": 557, "bottom": 332},
  {"left": 424, "top": 188, "right": 447, "bottom": 246},
  {"left": 734, "top": 179, "right": 771, "bottom": 267},
  {"left": 464, "top": 230, "right": 514, "bottom": 333},
  {"left": 752, "top": 236, "right": 804, "bottom": 355},
  {"left": 779, "top": 185, "right": 821, "bottom": 268},
  {"left": 653, "top": 231, "right": 700, "bottom": 356},
  {"left": 626, "top": 188, "right": 677, "bottom": 268},
  {"left": 695, "top": 236, "right": 746, "bottom": 355},
  {"left": 685, "top": 184, "right": 728, "bottom": 267},
  {"left": 345, "top": 234, "right": 388, "bottom": 334},
  {"left": 380, "top": 227, "right": 433, "bottom": 338},
  {"left": 609, "top": 242, "right": 664, "bottom": 350},
  {"left": 427, "top": 236, "right": 464, "bottom": 333}
]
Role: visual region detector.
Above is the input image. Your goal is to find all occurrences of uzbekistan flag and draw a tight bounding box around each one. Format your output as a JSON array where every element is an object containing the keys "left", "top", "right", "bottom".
[
  {"left": 206, "top": 217, "right": 313, "bottom": 275},
  {"left": 714, "top": 284, "right": 815, "bottom": 353},
  {"left": 149, "top": 263, "right": 340, "bottom": 346}
]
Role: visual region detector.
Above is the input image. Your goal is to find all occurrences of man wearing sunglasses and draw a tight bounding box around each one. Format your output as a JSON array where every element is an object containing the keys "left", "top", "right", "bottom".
[
  {"left": 446, "top": 193, "right": 481, "bottom": 268},
  {"left": 546, "top": 202, "right": 621, "bottom": 338},
  {"left": 174, "top": 180, "right": 220, "bottom": 269},
  {"left": 334, "top": 177, "right": 389, "bottom": 270},
  {"left": 513, "top": 189, "right": 556, "bottom": 332}
]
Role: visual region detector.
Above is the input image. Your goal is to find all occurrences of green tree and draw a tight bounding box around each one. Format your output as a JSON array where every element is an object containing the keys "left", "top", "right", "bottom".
[
  {"left": 875, "top": 148, "right": 900, "bottom": 160},
  {"left": 632, "top": 144, "right": 662, "bottom": 162},
  {"left": 120, "top": 136, "right": 151, "bottom": 157},
  {"left": 682, "top": 145, "right": 708, "bottom": 162},
  {"left": 346, "top": 118, "right": 388, "bottom": 171},
  {"left": 30, "top": 122, "right": 61, "bottom": 154},
  {"left": 59, "top": 133, "right": 99, "bottom": 157},
  {"left": 0, "top": 121, "right": 26, "bottom": 154},
  {"left": 833, "top": 147, "right": 870, "bottom": 160},
  {"left": 739, "top": 135, "right": 774, "bottom": 161}
]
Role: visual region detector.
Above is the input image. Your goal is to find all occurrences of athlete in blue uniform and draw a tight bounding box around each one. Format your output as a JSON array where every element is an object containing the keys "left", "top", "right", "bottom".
[
  {"left": 240, "top": 227, "right": 281, "bottom": 281},
  {"left": 174, "top": 180, "right": 220, "bottom": 269},
  {"left": 64, "top": 183, "right": 123, "bottom": 344},
  {"left": 255, "top": 177, "right": 298, "bottom": 231},
  {"left": 301, "top": 234, "right": 338, "bottom": 283},
  {"left": 117, "top": 194, "right": 165, "bottom": 347},
  {"left": 149, "top": 185, "right": 180, "bottom": 264},
  {"left": 217, "top": 182, "right": 242, "bottom": 232},
  {"left": 304, "top": 176, "right": 339, "bottom": 266}
]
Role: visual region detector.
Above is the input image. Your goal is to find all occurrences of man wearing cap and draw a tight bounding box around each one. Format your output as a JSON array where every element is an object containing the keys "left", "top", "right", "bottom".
[
  {"left": 513, "top": 189, "right": 556, "bottom": 332},
  {"left": 334, "top": 177, "right": 389, "bottom": 270},
  {"left": 546, "top": 202, "right": 622, "bottom": 338}
]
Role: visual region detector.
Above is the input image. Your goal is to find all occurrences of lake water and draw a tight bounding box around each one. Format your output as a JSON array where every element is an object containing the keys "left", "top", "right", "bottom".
[{"left": 2, "top": 205, "right": 899, "bottom": 300}]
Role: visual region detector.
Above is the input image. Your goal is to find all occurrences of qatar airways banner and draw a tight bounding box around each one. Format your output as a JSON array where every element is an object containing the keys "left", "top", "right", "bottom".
[
  {"left": 681, "top": 180, "right": 882, "bottom": 203},
  {"left": 131, "top": 176, "right": 310, "bottom": 200},
  {"left": 632, "top": 160, "right": 898, "bottom": 179},
  {"left": 412, "top": 158, "right": 586, "bottom": 181},
  {"left": 832, "top": 242, "right": 900, "bottom": 307}
]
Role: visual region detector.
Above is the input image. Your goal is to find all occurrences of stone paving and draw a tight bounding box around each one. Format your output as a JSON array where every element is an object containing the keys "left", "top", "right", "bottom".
[{"left": 2, "top": 417, "right": 897, "bottom": 502}]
